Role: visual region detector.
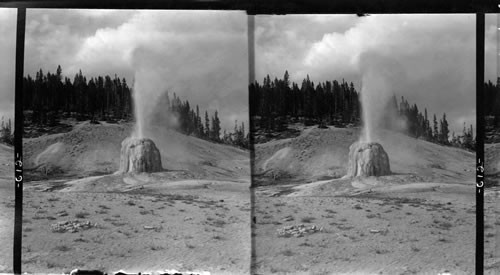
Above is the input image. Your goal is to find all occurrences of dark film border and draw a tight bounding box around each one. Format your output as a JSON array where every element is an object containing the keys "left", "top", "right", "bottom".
[
  {"left": 476, "top": 12, "right": 485, "bottom": 275},
  {"left": 247, "top": 13, "right": 257, "bottom": 275},
  {"left": 0, "top": 0, "right": 496, "bottom": 13},
  {"left": 13, "top": 7, "right": 25, "bottom": 275},
  {"left": 3, "top": 1, "right": 498, "bottom": 274}
]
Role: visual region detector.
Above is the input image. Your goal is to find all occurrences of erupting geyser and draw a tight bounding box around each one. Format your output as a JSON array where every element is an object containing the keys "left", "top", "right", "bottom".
[
  {"left": 345, "top": 66, "right": 393, "bottom": 178},
  {"left": 347, "top": 141, "right": 391, "bottom": 177},
  {"left": 117, "top": 68, "right": 164, "bottom": 174},
  {"left": 118, "top": 137, "right": 162, "bottom": 173}
]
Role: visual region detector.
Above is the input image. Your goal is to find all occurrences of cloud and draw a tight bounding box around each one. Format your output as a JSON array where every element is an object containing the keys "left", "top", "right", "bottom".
[
  {"left": 0, "top": 8, "right": 17, "bottom": 120},
  {"left": 25, "top": 9, "right": 135, "bottom": 78},
  {"left": 25, "top": 9, "right": 248, "bottom": 131},
  {"left": 486, "top": 14, "right": 497, "bottom": 83},
  {"left": 255, "top": 14, "right": 476, "bottom": 135},
  {"left": 255, "top": 14, "right": 358, "bottom": 83}
]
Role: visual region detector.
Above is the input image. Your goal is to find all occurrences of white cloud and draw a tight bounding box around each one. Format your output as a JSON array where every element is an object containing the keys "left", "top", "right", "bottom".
[
  {"left": 25, "top": 9, "right": 248, "bottom": 131},
  {"left": 255, "top": 14, "right": 476, "bottom": 135},
  {"left": 0, "top": 8, "right": 16, "bottom": 120},
  {"left": 485, "top": 14, "right": 497, "bottom": 82}
]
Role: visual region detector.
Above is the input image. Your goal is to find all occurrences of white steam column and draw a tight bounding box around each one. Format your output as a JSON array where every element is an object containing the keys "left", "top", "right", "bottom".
[
  {"left": 118, "top": 70, "right": 163, "bottom": 174},
  {"left": 347, "top": 70, "right": 391, "bottom": 177}
]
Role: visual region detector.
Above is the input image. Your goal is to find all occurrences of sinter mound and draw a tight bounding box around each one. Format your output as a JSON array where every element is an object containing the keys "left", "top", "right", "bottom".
[
  {"left": 119, "top": 137, "right": 162, "bottom": 173},
  {"left": 347, "top": 141, "right": 391, "bottom": 177}
]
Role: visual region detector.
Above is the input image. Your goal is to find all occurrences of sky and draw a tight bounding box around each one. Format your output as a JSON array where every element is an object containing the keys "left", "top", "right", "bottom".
[
  {"left": 255, "top": 14, "right": 493, "bottom": 136},
  {"left": 0, "top": 8, "right": 16, "bottom": 122},
  {"left": 22, "top": 9, "right": 249, "bottom": 132},
  {"left": 0, "top": 12, "right": 498, "bottom": 136},
  {"left": 486, "top": 14, "right": 497, "bottom": 85}
]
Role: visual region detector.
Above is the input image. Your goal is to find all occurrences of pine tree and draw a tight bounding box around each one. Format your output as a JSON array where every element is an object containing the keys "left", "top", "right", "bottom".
[
  {"left": 283, "top": 70, "right": 290, "bottom": 88},
  {"left": 205, "top": 111, "right": 210, "bottom": 138},
  {"left": 433, "top": 114, "right": 438, "bottom": 142},
  {"left": 0, "top": 116, "right": 13, "bottom": 145},
  {"left": 56, "top": 65, "right": 62, "bottom": 81},
  {"left": 194, "top": 105, "right": 200, "bottom": 136},
  {"left": 441, "top": 113, "right": 449, "bottom": 144},
  {"left": 424, "top": 108, "right": 430, "bottom": 140},
  {"left": 212, "top": 111, "right": 221, "bottom": 142}
]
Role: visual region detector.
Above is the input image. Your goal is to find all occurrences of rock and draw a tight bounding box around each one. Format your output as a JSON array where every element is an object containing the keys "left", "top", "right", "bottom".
[
  {"left": 277, "top": 224, "right": 322, "bottom": 237},
  {"left": 118, "top": 137, "right": 162, "bottom": 173},
  {"left": 369, "top": 228, "right": 389, "bottom": 234},
  {"left": 51, "top": 220, "right": 95, "bottom": 233},
  {"left": 347, "top": 141, "right": 391, "bottom": 177}
]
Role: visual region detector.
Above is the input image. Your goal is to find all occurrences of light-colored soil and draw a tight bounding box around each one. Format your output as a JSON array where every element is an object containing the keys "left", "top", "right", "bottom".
[
  {"left": 255, "top": 126, "right": 473, "bottom": 185},
  {"left": 485, "top": 143, "right": 500, "bottom": 273},
  {"left": 22, "top": 182, "right": 250, "bottom": 274},
  {"left": 22, "top": 121, "right": 251, "bottom": 274},
  {"left": 24, "top": 121, "right": 249, "bottom": 181},
  {"left": 253, "top": 126, "right": 476, "bottom": 274},
  {"left": 486, "top": 143, "right": 500, "bottom": 181},
  {"left": 0, "top": 143, "right": 14, "bottom": 273},
  {"left": 485, "top": 187, "right": 500, "bottom": 274}
]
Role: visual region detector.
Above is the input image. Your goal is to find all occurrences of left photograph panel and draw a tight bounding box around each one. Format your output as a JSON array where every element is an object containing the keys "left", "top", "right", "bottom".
[
  {"left": 0, "top": 8, "right": 16, "bottom": 274},
  {"left": 22, "top": 9, "right": 250, "bottom": 274}
]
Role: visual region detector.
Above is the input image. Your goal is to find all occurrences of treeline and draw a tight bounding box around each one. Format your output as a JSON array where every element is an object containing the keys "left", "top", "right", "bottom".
[
  {"left": 249, "top": 71, "right": 360, "bottom": 130},
  {"left": 395, "top": 95, "right": 475, "bottom": 150},
  {"left": 485, "top": 79, "right": 500, "bottom": 118},
  {"left": 250, "top": 72, "right": 475, "bottom": 151},
  {"left": 484, "top": 79, "right": 500, "bottom": 143},
  {"left": 23, "top": 66, "right": 133, "bottom": 124},
  {"left": 22, "top": 66, "right": 249, "bottom": 149},
  {"left": 154, "top": 92, "right": 249, "bottom": 148},
  {"left": 0, "top": 117, "right": 13, "bottom": 145}
]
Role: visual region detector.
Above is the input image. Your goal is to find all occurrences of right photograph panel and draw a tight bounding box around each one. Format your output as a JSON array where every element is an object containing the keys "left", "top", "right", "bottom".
[
  {"left": 251, "top": 14, "right": 476, "bottom": 274},
  {"left": 484, "top": 13, "right": 500, "bottom": 273}
]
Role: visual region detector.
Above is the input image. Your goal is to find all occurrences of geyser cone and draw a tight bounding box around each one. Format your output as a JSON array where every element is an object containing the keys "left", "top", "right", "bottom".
[
  {"left": 119, "top": 137, "right": 162, "bottom": 173},
  {"left": 347, "top": 141, "right": 391, "bottom": 177}
]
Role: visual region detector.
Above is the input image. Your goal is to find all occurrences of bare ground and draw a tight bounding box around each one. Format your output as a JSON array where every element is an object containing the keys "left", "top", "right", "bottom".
[
  {"left": 21, "top": 121, "right": 251, "bottom": 274},
  {"left": 485, "top": 187, "right": 500, "bottom": 274},
  {"left": 252, "top": 126, "right": 476, "bottom": 274},
  {"left": 22, "top": 179, "right": 250, "bottom": 274},
  {"left": 485, "top": 143, "right": 500, "bottom": 273},
  {"left": 252, "top": 179, "right": 475, "bottom": 274},
  {"left": 0, "top": 143, "right": 13, "bottom": 273}
]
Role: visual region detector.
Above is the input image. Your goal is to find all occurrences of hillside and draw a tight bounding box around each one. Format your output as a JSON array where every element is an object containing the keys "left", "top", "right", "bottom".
[
  {"left": 486, "top": 143, "right": 500, "bottom": 182},
  {"left": 0, "top": 143, "right": 13, "bottom": 273},
  {"left": 24, "top": 121, "right": 249, "bottom": 183},
  {"left": 252, "top": 125, "right": 477, "bottom": 274},
  {"left": 254, "top": 125, "right": 474, "bottom": 186},
  {"left": 21, "top": 121, "right": 251, "bottom": 274},
  {"left": 0, "top": 143, "right": 12, "bottom": 179}
]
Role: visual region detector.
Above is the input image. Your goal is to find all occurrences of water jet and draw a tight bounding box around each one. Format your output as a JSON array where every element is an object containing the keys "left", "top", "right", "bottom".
[{"left": 347, "top": 70, "right": 392, "bottom": 178}]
